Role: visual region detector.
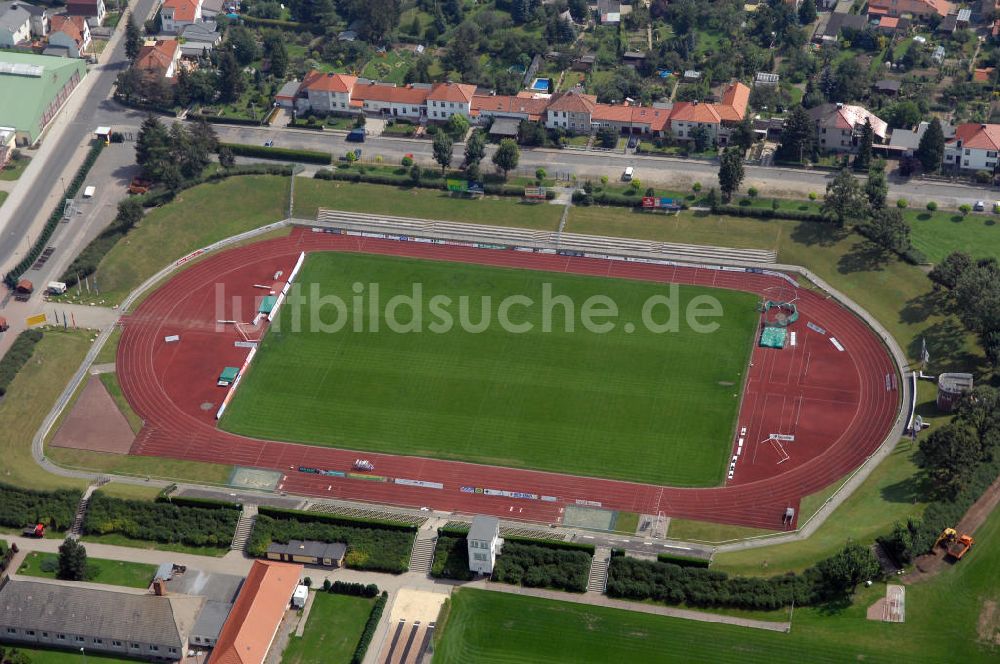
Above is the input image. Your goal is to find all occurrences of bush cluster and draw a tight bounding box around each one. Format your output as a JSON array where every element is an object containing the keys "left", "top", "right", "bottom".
[
  {"left": 199, "top": 115, "right": 266, "bottom": 127},
  {"left": 0, "top": 483, "right": 81, "bottom": 530},
  {"left": 351, "top": 591, "right": 388, "bottom": 664},
  {"left": 492, "top": 541, "right": 592, "bottom": 592},
  {"left": 0, "top": 330, "right": 44, "bottom": 397},
  {"left": 327, "top": 581, "right": 380, "bottom": 598},
  {"left": 314, "top": 167, "right": 543, "bottom": 199},
  {"left": 135, "top": 164, "right": 294, "bottom": 209},
  {"left": 430, "top": 535, "right": 475, "bottom": 581},
  {"left": 155, "top": 495, "right": 241, "bottom": 510},
  {"left": 248, "top": 507, "right": 416, "bottom": 574},
  {"left": 5, "top": 142, "right": 104, "bottom": 287},
  {"left": 61, "top": 199, "right": 142, "bottom": 287},
  {"left": 220, "top": 142, "right": 331, "bottom": 164},
  {"left": 712, "top": 203, "right": 825, "bottom": 222},
  {"left": 82, "top": 493, "right": 240, "bottom": 548},
  {"left": 657, "top": 552, "right": 711, "bottom": 568}
]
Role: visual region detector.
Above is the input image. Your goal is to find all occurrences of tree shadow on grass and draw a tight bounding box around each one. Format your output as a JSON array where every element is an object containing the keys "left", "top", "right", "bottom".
[
  {"left": 881, "top": 472, "right": 927, "bottom": 505},
  {"left": 905, "top": 318, "right": 984, "bottom": 374},
  {"left": 837, "top": 239, "right": 891, "bottom": 274},
  {"left": 814, "top": 595, "right": 854, "bottom": 616},
  {"left": 788, "top": 220, "right": 847, "bottom": 248},
  {"left": 899, "top": 288, "right": 953, "bottom": 326}
]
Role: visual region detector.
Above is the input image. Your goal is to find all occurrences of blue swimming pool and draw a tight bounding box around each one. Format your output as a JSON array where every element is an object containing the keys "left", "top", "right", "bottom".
[{"left": 530, "top": 78, "right": 551, "bottom": 91}]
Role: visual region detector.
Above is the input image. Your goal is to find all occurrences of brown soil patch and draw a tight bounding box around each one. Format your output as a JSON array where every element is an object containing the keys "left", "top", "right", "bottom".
[
  {"left": 51, "top": 376, "right": 135, "bottom": 454},
  {"left": 867, "top": 598, "right": 887, "bottom": 621},
  {"left": 979, "top": 600, "right": 1000, "bottom": 646}
]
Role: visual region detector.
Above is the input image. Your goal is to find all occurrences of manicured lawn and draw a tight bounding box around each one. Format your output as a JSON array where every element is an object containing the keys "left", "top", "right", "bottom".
[
  {"left": 437, "top": 508, "right": 1000, "bottom": 664},
  {"left": 361, "top": 50, "right": 413, "bottom": 85},
  {"left": 293, "top": 179, "right": 563, "bottom": 230},
  {"left": 88, "top": 176, "right": 290, "bottom": 304},
  {"left": 98, "top": 372, "right": 143, "bottom": 434},
  {"left": 221, "top": 252, "right": 759, "bottom": 486},
  {"left": 0, "top": 329, "right": 92, "bottom": 492},
  {"left": 0, "top": 155, "right": 30, "bottom": 180},
  {"left": 906, "top": 209, "right": 1000, "bottom": 263},
  {"left": 282, "top": 592, "right": 375, "bottom": 664},
  {"left": 0, "top": 190, "right": 7, "bottom": 208},
  {"left": 612, "top": 511, "right": 640, "bottom": 534},
  {"left": 667, "top": 518, "right": 775, "bottom": 543},
  {"left": 47, "top": 442, "right": 233, "bottom": 488},
  {"left": 18, "top": 551, "right": 156, "bottom": 588},
  {"left": 0, "top": 646, "right": 137, "bottom": 663}
]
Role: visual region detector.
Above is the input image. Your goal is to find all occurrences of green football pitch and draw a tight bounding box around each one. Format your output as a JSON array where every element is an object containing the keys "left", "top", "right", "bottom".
[{"left": 219, "top": 252, "right": 758, "bottom": 486}]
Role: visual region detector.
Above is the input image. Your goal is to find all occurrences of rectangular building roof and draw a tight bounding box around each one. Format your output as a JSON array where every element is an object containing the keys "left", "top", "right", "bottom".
[
  {"left": 267, "top": 540, "right": 346, "bottom": 560},
  {"left": 469, "top": 515, "right": 499, "bottom": 541},
  {"left": 0, "top": 578, "right": 184, "bottom": 648},
  {"left": 0, "top": 52, "right": 86, "bottom": 143}
]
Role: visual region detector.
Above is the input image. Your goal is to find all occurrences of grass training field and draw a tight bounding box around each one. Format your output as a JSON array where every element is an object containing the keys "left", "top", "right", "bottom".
[
  {"left": 221, "top": 252, "right": 758, "bottom": 486},
  {"left": 281, "top": 592, "right": 375, "bottom": 664}
]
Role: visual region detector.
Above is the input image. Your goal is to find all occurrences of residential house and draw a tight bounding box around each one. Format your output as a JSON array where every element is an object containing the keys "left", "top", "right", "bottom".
[
  {"left": 135, "top": 39, "right": 181, "bottom": 79},
  {"left": 200, "top": 0, "right": 225, "bottom": 19},
  {"left": 889, "top": 119, "right": 955, "bottom": 156},
  {"left": 808, "top": 102, "right": 888, "bottom": 153},
  {"left": 161, "top": 0, "right": 202, "bottom": 33},
  {"left": 0, "top": 1, "right": 31, "bottom": 47},
  {"left": 15, "top": 1, "right": 49, "bottom": 37},
  {"left": 471, "top": 92, "right": 549, "bottom": 124},
  {"left": 65, "top": 0, "right": 105, "bottom": 25},
  {"left": 596, "top": 0, "right": 620, "bottom": 24},
  {"left": 467, "top": 516, "right": 504, "bottom": 575},
  {"left": 0, "top": 126, "right": 15, "bottom": 168},
  {"left": 874, "top": 79, "right": 902, "bottom": 95},
  {"left": 178, "top": 20, "right": 219, "bottom": 57},
  {"left": 668, "top": 82, "right": 751, "bottom": 146},
  {"left": 937, "top": 12, "right": 958, "bottom": 33},
  {"left": 354, "top": 81, "right": 431, "bottom": 119},
  {"left": 274, "top": 79, "right": 300, "bottom": 109},
  {"left": 814, "top": 12, "right": 867, "bottom": 42},
  {"left": 0, "top": 576, "right": 192, "bottom": 661},
  {"left": 544, "top": 90, "right": 598, "bottom": 132},
  {"left": 867, "top": 0, "right": 953, "bottom": 18},
  {"left": 572, "top": 53, "right": 595, "bottom": 71},
  {"left": 48, "top": 14, "right": 90, "bottom": 58},
  {"left": 973, "top": 67, "right": 995, "bottom": 83},
  {"left": 944, "top": 123, "right": 1000, "bottom": 172},
  {"left": 426, "top": 81, "right": 476, "bottom": 121},
  {"left": 295, "top": 71, "right": 357, "bottom": 114}
]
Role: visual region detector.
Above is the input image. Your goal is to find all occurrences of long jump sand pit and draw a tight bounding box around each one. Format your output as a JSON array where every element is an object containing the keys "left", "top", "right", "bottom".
[{"left": 51, "top": 376, "right": 135, "bottom": 454}]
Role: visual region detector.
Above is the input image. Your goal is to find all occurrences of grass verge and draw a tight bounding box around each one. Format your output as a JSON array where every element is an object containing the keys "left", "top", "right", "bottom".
[
  {"left": 17, "top": 551, "right": 156, "bottom": 588},
  {"left": 98, "top": 372, "right": 142, "bottom": 434},
  {"left": 79, "top": 532, "right": 230, "bottom": 557},
  {"left": 281, "top": 592, "right": 375, "bottom": 664}
]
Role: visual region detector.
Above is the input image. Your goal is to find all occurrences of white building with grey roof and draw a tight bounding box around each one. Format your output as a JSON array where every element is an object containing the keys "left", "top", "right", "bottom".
[{"left": 467, "top": 516, "right": 504, "bottom": 575}]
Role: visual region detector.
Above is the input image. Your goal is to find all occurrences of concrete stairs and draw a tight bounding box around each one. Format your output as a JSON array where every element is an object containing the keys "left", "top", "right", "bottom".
[
  {"left": 68, "top": 480, "right": 107, "bottom": 539},
  {"left": 587, "top": 547, "right": 611, "bottom": 594},
  {"left": 408, "top": 532, "right": 437, "bottom": 575},
  {"left": 230, "top": 503, "right": 258, "bottom": 552}
]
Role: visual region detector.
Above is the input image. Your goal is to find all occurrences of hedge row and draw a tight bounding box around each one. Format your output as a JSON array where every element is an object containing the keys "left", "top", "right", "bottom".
[
  {"left": 0, "top": 483, "right": 82, "bottom": 531},
  {"left": 712, "top": 203, "right": 826, "bottom": 222},
  {"left": 154, "top": 494, "right": 241, "bottom": 510},
  {"left": 249, "top": 510, "right": 416, "bottom": 573},
  {"left": 492, "top": 541, "right": 592, "bottom": 592},
  {"left": 437, "top": 526, "right": 594, "bottom": 554},
  {"left": 430, "top": 535, "right": 475, "bottom": 581},
  {"left": 0, "top": 329, "right": 43, "bottom": 397},
  {"left": 256, "top": 506, "right": 416, "bottom": 532},
  {"left": 325, "top": 580, "right": 380, "bottom": 598},
  {"left": 5, "top": 141, "right": 104, "bottom": 288},
  {"left": 351, "top": 591, "right": 388, "bottom": 664},
  {"left": 314, "top": 167, "right": 551, "bottom": 199},
  {"left": 220, "top": 142, "right": 331, "bottom": 164},
  {"left": 199, "top": 115, "right": 266, "bottom": 126},
  {"left": 134, "top": 163, "right": 295, "bottom": 209},
  {"left": 854, "top": 221, "right": 929, "bottom": 265},
  {"left": 82, "top": 493, "right": 240, "bottom": 548},
  {"left": 657, "top": 552, "right": 712, "bottom": 568},
  {"left": 238, "top": 15, "right": 318, "bottom": 32}
]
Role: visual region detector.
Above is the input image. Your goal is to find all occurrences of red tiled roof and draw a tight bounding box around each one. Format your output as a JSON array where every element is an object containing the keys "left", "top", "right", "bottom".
[
  {"left": 546, "top": 90, "right": 598, "bottom": 114},
  {"left": 951, "top": 123, "right": 1000, "bottom": 151},
  {"left": 428, "top": 81, "right": 476, "bottom": 103},
  {"left": 163, "top": 0, "right": 200, "bottom": 22},
  {"left": 973, "top": 67, "right": 995, "bottom": 82},
  {"left": 868, "top": 0, "right": 952, "bottom": 16},
  {"left": 301, "top": 70, "right": 356, "bottom": 94},
  {"left": 592, "top": 103, "right": 634, "bottom": 123},
  {"left": 135, "top": 39, "right": 179, "bottom": 75},
  {"left": 351, "top": 82, "right": 431, "bottom": 106},
  {"left": 629, "top": 106, "right": 671, "bottom": 132},
  {"left": 879, "top": 16, "right": 899, "bottom": 28},
  {"left": 49, "top": 15, "right": 87, "bottom": 48},
  {"left": 470, "top": 94, "right": 548, "bottom": 121},
  {"left": 65, "top": 0, "right": 101, "bottom": 14},
  {"left": 210, "top": 561, "right": 302, "bottom": 664},
  {"left": 669, "top": 101, "right": 722, "bottom": 124},
  {"left": 717, "top": 82, "right": 750, "bottom": 122}
]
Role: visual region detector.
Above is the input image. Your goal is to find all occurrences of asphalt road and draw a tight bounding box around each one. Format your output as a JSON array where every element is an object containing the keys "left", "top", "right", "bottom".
[
  {"left": 0, "top": 0, "right": 157, "bottom": 271},
  {"left": 211, "top": 124, "right": 1000, "bottom": 208}
]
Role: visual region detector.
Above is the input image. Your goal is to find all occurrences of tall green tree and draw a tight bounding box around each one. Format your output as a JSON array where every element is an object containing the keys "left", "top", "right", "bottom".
[
  {"left": 821, "top": 168, "right": 867, "bottom": 226},
  {"left": 690, "top": 125, "right": 711, "bottom": 153},
  {"left": 864, "top": 207, "right": 911, "bottom": 254},
  {"left": 718, "top": 147, "right": 745, "bottom": 202},
  {"left": 433, "top": 132, "right": 454, "bottom": 174},
  {"left": 135, "top": 115, "right": 171, "bottom": 180},
  {"left": 798, "top": 0, "right": 817, "bottom": 24},
  {"left": 57, "top": 537, "right": 88, "bottom": 581},
  {"left": 864, "top": 160, "right": 887, "bottom": 210},
  {"left": 124, "top": 11, "right": 142, "bottom": 61},
  {"left": 227, "top": 25, "right": 259, "bottom": 66},
  {"left": 217, "top": 49, "right": 244, "bottom": 103},
  {"left": 777, "top": 105, "right": 813, "bottom": 162},
  {"left": 730, "top": 115, "right": 756, "bottom": 153},
  {"left": 464, "top": 130, "right": 485, "bottom": 166},
  {"left": 854, "top": 118, "right": 874, "bottom": 170},
  {"left": 492, "top": 139, "right": 520, "bottom": 179},
  {"left": 917, "top": 117, "right": 946, "bottom": 173},
  {"left": 264, "top": 33, "right": 288, "bottom": 80}
]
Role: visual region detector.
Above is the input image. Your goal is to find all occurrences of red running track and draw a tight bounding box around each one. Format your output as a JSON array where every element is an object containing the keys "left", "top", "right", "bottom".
[{"left": 117, "top": 228, "right": 900, "bottom": 529}]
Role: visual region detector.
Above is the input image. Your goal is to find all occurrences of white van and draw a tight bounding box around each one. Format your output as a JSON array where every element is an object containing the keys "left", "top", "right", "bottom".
[
  {"left": 622, "top": 166, "right": 634, "bottom": 181},
  {"left": 83, "top": 186, "right": 96, "bottom": 198}
]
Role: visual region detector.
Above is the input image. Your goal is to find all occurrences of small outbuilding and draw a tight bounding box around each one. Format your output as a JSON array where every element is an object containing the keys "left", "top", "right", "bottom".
[
  {"left": 937, "top": 373, "right": 973, "bottom": 412},
  {"left": 266, "top": 540, "right": 347, "bottom": 567},
  {"left": 467, "top": 516, "right": 504, "bottom": 576},
  {"left": 291, "top": 585, "right": 308, "bottom": 609},
  {"left": 488, "top": 117, "right": 520, "bottom": 138}
]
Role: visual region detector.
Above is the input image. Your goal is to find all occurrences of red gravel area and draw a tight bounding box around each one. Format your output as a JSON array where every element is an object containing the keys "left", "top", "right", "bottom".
[
  {"left": 116, "top": 228, "right": 900, "bottom": 530},
  {"left": 51, "top": 376, "right": 136, "bottom": 454}
]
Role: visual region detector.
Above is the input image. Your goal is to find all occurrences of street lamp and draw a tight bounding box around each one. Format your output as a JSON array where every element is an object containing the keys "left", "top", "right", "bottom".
[{"left": 80, "top": 647, "right": 88, "bottom": 664}]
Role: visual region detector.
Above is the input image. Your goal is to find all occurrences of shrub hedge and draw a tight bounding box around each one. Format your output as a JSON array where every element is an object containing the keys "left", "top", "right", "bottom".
[
  {"left": 492, "top": 541, "right": 592, "bottom": 592},
  {"left": 248, "top": 508, "right": 416, "bottom": 574},
  {"left": 0, "top": 329, "right": 43, "bottom": 397},
  {"left": 154, "top": 495, "right": 241, "bottom": 510},
  {"left": 199, "top": 115, "right": 266, "bottom": 126},
  {"left": 134, "top": 163, "right": 295, "bottom": 209},
  {"left": 314, "top": 167, "right": 547, "bottom": 199},
  {"left": 239, "top": 15, "right": 317, "bottom": 32},
  {"left": 712, "top": 203, "right": 825, "bottom": 222},
  {"left": 657, "top": 552, "right": 711, "bottom": 568},
  {"left": 430, "top": 535, "right": 475, "bottom": 581},
  {"left": 82, "top": 493, "right": 239, "bottom": 548},
  {"left": 328, "top": 581, "right": 380, "bottom": 598},
  {"left": 219, "top": 142, "right": 331, "bottom": 164},
  {"left": 351, "top": 591, "right": 388, "bottom": 664},
  {"left": 0, "top": 483, "right": 82, "bottom": 530},
  {"left": 5, "top": 141, "right": 104, "bottom": 288}
]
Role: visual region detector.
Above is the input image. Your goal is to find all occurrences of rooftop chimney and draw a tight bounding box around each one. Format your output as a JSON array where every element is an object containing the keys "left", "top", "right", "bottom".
[{"left": 153, "top": 579, "right": 167, "bottom": 596}]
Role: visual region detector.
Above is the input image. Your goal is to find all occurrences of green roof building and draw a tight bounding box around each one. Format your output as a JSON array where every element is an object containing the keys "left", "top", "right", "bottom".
[{"left": 0, "top": 51, "right": 86, "bottom": 145}]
